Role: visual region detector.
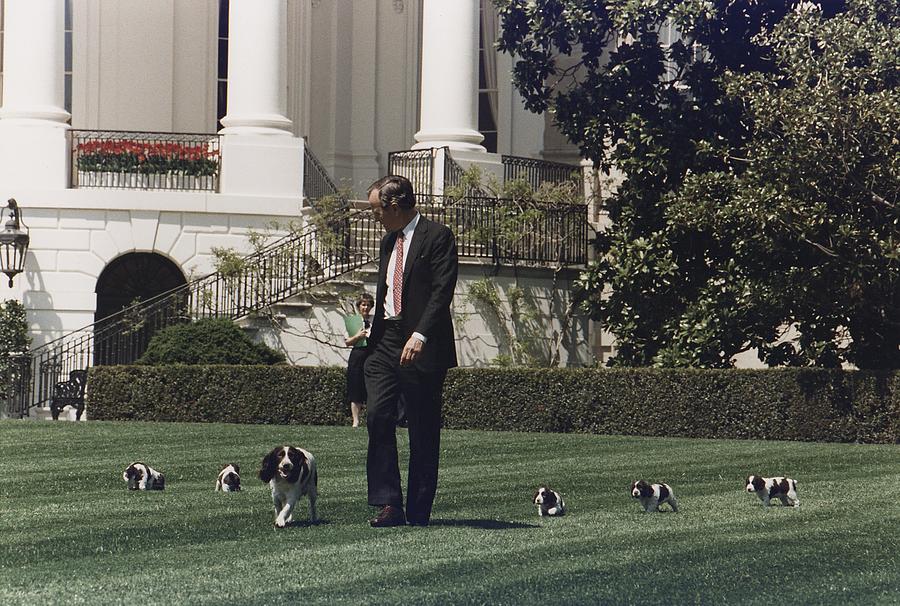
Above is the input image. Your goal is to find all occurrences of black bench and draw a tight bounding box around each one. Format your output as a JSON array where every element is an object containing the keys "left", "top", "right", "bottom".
[{"left": 50, "top": 370, "right": 88, "bottom": 421}]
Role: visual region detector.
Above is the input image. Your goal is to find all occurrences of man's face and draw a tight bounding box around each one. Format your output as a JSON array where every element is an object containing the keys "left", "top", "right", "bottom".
[{"left": 368, "top": 189, "right": 406, "bottom": 233}]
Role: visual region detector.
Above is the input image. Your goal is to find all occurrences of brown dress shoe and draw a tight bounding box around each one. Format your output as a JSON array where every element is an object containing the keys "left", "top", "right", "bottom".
[{"left": 369, "top": 505, "right": 406, "bottom": 527}]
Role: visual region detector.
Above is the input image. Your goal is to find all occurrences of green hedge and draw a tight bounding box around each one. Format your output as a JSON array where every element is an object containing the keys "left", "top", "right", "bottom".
[
  {"left": 88, "top": 366, "right": 346, "bottom": 426},
  {"left": 87, "top": 366, "right": 900, "bottom": 443}
]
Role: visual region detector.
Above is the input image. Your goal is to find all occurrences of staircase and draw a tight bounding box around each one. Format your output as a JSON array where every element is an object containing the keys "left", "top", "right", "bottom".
[
  {"left": 14, "top": 205, "right": 381, "bottom": 416},
  {"left": 5, "top": 148, "right": 591, "bottom": 417}
]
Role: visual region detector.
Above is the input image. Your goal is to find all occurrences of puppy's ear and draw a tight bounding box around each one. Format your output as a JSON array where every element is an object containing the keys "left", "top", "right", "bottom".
[
  {"left": 287, "top": 449, "right": 306, "bottom": 484},
  {"left": 233, "top": 463, "right": 240, "bottom": 474},
  {"left": 259, "top": 450, "right": 276, "bottom": 482}
]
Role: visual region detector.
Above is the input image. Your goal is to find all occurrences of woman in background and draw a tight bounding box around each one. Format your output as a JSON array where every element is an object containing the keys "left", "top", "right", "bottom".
[{"left": 344, "top": 292, "right": 374, "bottom": 427}]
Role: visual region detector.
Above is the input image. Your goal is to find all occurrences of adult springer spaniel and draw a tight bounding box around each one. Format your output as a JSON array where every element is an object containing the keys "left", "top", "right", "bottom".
[
  {"left": 745, "top": 475, "right": 800, "bottom": 507},
  {"left": 259, "top": 446, "right": 318, "bottom": 528},
  {"left": 215, "top": 463, "right": 241, "bottom": 492},
  {"left": 123, "top": 462, "right": 165, "bottom": 491}
]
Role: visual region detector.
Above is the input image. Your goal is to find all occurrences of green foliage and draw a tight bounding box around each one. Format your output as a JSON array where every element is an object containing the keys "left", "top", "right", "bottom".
[
  {"left": 442, "top": 367, "right": 900, "bottom": 443},
  {"left": 0, "top": 299, "right": 30, "bottom": 358},
  {"left": 496, "top": 0, "right": 791, "bottom": 368},
  {"left": 0, "top": 299, "right": 30, "bottom": 397},
  {"left": 667, "top": 1, "right": 900, "bottom": 369},
  {"left": 136, "top": 318, "right": 285, "bottom": 366},
  {"left": 499, "top": 0, "right": 900, "bottom": 368},
  {"left": 446, "top": 166, "right": 587, "bottom": 367},
  {"left": 89, "top": 365, "right": 344, "bottom": 424},
  {"left": 309, "top": 192, "right": 352, "bottom": 258},
  {"left": 466, "top": 277, "right": 503, "bottom": 310},
  {"left": 88, "top": 364, "right": 900, "bottom": 444},
  {"left": 465, "top": 278, "right": 544, "bottom": 367},
  {"left": 446, "top": 165, "right": 585, "bottom": 264},
  {"left": 210, "top": 247, "right": 246, "bottom": 278}
]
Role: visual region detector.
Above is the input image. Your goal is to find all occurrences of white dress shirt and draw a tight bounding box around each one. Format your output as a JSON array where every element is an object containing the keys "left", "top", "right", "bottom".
[{"left": 383, "top": 213, "right": 426, "bottom": 343}]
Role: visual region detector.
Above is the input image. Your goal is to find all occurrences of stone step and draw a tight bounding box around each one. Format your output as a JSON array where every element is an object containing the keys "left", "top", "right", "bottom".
[{"left": 24, "top": 406, "right": 87, "bottom": 421}]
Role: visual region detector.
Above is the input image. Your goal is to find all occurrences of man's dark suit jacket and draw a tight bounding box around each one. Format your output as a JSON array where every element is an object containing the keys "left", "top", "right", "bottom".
[{"left": 367, "top": 215, "right": 458, "bottom": 371}]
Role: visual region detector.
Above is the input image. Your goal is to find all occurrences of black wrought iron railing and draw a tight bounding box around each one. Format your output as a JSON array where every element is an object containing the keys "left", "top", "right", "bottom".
[
  {"left": 502, "top": 155, "right": 582, "bottom": 193},
  {"left": 389, "top": 147, "right": 582, "bottom": 201},
  {"left": 304, "top": 141, "right": 338, "bottom": 200},
  {"left": 388, "top": 148, "right": 436, "bottom": 203},
  {"left": 71, "top": 130, "right": 220, "bottom": 191},
  {"left": 8, "top": 191, "right": 588, "bottom": 416},
  {"left": 443, "top": 152, "right": 489, "bottom": 197},
  {"left": 20, "top": 206, "right": 377, "bottom": 413},
  {"left": 428, "top": 194, "right": 588, "bottom": 265}
]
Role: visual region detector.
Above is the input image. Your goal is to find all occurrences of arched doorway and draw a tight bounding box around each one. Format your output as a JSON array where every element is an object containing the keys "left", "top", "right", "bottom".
[{"left": 94, "top": 252, "right": 187, "bottom": 364}]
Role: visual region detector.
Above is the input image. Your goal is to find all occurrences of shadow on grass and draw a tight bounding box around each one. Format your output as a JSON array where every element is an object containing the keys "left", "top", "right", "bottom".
[
  {"left": 428, "top": 519, "right": 538, "bottom": 530},
  {"left": 280, "top": 519, "right": 331, "bottom": 529}
]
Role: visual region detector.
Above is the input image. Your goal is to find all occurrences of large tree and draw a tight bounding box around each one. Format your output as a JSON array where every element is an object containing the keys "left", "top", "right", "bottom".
[
  {"left": 496, "top": 0, "right": 900, "bottom": 368},
  {"left": 669, "top": 2, "right": 900, "bottom": 368}
]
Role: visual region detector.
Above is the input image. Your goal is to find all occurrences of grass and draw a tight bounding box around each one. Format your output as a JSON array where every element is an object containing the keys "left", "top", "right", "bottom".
[{"left": 0, "top": 421, "right": 898, "bottom": 605}]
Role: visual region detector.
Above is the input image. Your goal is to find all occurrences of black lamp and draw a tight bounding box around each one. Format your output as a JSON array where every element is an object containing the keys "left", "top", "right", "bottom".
[{"left": 0, "top": 199, "right": 30, "bottom": 287}]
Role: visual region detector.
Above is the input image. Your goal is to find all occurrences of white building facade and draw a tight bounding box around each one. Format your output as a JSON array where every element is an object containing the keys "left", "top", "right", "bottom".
[{"left": 0, "top": 0, "right": 598, "bottom": 403}]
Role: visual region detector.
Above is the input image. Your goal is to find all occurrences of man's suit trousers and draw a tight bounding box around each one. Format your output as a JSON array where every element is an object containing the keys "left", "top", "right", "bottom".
[{"left": 364, "top": 319, "right": 445, "bottom": 523}]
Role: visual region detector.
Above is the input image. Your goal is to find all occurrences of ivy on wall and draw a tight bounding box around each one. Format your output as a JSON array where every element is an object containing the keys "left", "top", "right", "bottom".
[{"left": 449, "top": 167, "right": 588, "bottom": 367}]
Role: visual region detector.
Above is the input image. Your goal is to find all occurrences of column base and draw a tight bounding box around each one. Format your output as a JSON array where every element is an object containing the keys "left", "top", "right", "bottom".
[
  {"left": 413, "top": 128, "right": 486, "bottom": 153},
  {"left": 0, "top": 106, "right": 71, "bottom": 124},
  {"left": 219, "top": 113, "right": 294, "bottom": 136},
  {"left": 218, "top": 134, "right": 304, "bottom": 197},
  {"left": 0, "top": 122, "right": 71, "bottom": 190}
]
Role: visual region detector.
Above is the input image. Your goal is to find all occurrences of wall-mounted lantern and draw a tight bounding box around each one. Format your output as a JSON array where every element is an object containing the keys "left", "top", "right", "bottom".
[{"left": 0, "top": 199, "right": 30, "bottom": 287}]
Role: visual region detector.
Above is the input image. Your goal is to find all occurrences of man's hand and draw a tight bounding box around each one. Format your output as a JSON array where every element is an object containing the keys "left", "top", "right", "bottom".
[{"left": 399, "top": 336, "right": 424, "bottom": 366}]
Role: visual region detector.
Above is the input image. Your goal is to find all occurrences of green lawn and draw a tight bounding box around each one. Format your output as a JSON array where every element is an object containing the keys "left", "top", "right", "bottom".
[{"left": 0, "top": 421, "right": 898, "bottom": 605}]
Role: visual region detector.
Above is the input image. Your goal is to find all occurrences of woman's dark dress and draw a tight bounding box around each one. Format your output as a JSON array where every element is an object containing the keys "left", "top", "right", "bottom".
[{"left": 346, "top": 317, "right": 370, "bottom": 403}]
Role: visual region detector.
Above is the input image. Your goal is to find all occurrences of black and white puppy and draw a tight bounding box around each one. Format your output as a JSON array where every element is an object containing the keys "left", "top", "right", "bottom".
[
  {"left": 259, "top": 446, "right": 318, "bottom": 528},
  {"left": 533, "top": 486, "right": 566, "bottom": 517},
  {"left": 123, "top": 462, "right": 165, "bottom": 491},
  {"left": 745, "top": 475, "right": 800, "bottom": 507},
  {"left": 630, "top": 480, "right": 678, "bottom": 513},
  {"left": 215, "top": 463, "right": 241, "bottom": 492}
]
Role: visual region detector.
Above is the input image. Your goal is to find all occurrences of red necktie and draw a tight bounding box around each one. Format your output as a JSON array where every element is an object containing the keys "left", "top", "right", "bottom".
[{"left": 393, "top": 233, "right": 404, "bottom": 315}]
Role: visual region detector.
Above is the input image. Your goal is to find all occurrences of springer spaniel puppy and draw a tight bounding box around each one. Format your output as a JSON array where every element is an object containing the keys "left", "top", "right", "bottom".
[
  {"left": 123, "top": 462, "right": 165, "bottom": 491},
  {"left": 259, "top": 446, "right": 318, "bottom": 528},
  {"left": 215, "top": 463, "right": 241, "bottom": 492},
  {"left": 630, "top": 480, "right": 678, "bottom": 513},
  {"left": 745, "top": 475, "right": 800, "bottom": 507},
  {"left": 533, "top": 486, "right": 566, "bottom": 517}
]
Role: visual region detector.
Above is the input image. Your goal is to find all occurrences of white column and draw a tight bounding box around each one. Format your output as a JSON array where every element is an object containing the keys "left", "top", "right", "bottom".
[
  {"left": 0, "top": 0, "right": 71, "bottom": 190},
  {"left": 412, "top": 0, "right": 485, "bottom": 152},
  {"left": 349, "top": 1, "right": 380, "bottom": 189},
  {"left": 218, "top": 0, "right": 303, "bottom": 198},
  {"left": 219, "top": 0, "right": 293, "bottom": 135},
  {"left": 0, "top": 0, "right": 70, "bottom": 125}
]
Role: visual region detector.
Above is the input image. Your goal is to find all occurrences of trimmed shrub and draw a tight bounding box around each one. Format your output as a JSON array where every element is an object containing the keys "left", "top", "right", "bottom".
[
  {"left": 87, "top": 366, "right": 900, "bottom": 444},
  {"left": 137, "top": 318, "right": 285, "bottom": 365},
  {"left": 89, "top": 365, "right": 344, "bottom": 425}
]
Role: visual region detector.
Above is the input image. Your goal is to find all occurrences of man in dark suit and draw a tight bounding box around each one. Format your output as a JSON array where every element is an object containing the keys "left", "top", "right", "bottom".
[{"left": 364, "top": 175, "right": 458, "bottom": 527}]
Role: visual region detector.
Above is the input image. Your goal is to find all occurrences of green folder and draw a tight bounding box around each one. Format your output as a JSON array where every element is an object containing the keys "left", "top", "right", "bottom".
[{"left": 344, "top": 314, "right": 367, "bottom": 348}]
